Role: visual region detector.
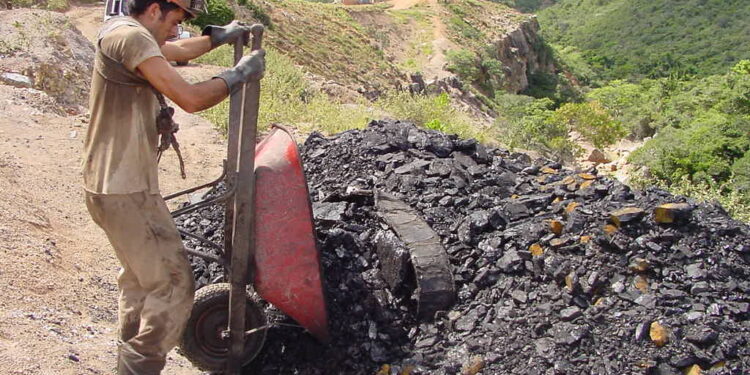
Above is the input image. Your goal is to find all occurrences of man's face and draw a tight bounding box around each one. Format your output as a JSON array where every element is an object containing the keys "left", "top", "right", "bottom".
[{"left": 154, "top": 8, "right": 187, "bottom": 45}]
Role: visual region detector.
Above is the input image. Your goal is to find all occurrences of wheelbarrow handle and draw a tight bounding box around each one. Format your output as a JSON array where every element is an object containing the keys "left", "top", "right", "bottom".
[{"left": 249, "top": 24, "right": 264, "bottom": 51}]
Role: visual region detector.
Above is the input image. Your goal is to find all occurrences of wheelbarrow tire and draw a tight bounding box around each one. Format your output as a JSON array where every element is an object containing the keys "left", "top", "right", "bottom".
[{"left": 179, "top": 283, "right": 267, "bottom": 372}]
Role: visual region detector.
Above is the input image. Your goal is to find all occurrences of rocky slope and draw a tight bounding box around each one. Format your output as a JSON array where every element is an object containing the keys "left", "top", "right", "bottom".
[{"left": 0, "top": 9, "right": 94, "bottom": 113}]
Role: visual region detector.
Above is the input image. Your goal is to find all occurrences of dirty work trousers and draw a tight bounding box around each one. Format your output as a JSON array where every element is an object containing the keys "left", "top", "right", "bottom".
[{"left": 85, "top": 191, "right": 195, "bottom": 375}]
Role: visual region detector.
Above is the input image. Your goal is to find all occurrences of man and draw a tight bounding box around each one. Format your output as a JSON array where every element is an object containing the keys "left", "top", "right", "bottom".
[{"left": 82, "top": 0, "right": 264, "bottom": 373}]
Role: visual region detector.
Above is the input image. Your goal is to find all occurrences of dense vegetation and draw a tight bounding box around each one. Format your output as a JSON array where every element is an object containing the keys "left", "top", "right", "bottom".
[
  {"left": 487, "top": 0, "right": 750, "bottom": 221},
  {"left": 538, "top": 0, "right": 750, "bottom": 81}
]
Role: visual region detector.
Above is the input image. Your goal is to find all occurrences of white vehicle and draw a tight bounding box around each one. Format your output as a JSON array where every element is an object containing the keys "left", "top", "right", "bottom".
[{"left": 104, "top": 0, "right": 192, "bottom": 65}]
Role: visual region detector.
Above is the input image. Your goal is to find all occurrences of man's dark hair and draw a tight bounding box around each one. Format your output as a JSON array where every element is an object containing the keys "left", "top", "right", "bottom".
[{"left": 127, "top": 0, "right": 181, "bottom": 17}]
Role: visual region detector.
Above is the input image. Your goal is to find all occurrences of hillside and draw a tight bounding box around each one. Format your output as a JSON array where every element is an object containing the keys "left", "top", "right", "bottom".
[{"left": 538, "top": 0, "right": 750, "bottom": 80}]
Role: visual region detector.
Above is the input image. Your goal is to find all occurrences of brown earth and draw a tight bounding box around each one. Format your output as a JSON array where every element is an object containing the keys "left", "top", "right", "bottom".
[{"left": 0, "top": 5, "right": 227, "bottom": 374}]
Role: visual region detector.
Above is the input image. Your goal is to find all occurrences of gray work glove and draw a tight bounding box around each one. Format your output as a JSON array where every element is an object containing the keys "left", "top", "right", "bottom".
[
  {"left": 215, "top": 49, "right": 266, "bottom": 94},
  {"left": 202, "top": 21, "right": 251, "bottom": 48}
]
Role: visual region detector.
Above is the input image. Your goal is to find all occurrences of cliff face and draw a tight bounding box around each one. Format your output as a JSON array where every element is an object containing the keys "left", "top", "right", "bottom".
[{"left": 493, "top": 17, "right": 555, "bottom": 94}]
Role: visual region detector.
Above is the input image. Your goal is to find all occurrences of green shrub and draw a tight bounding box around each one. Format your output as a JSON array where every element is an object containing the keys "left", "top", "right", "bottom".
[
  {"left": 548, "top": 101, "right": 626, "bottom": 149},
  {"left": 188, "top": 0, "right": 234, "bottom": 29},
  {"left": 446, "top": 49, "right": 480, "bottom": 83},
  {"left": 500, "top": 96, "right": 581, "bottom": 160},
  {"left": 446, "top": 48, "right": 506, "bottom": 94},
  {"left": 630, "top": 114, "right": 750, "bottom": 184}
]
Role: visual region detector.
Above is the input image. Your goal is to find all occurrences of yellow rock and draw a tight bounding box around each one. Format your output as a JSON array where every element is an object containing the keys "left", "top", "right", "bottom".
[
  {"left": 650, "top": 321, "right": 670, "bottom": 347},
  {"left": 550, "top": 238, "right": 566, "bottom": 248},
  {"left": 541, "top": 167, "right": 557, "bottom": 174},
  {"left": 604, "top": 224, "right": 618, "bottom": 234},
  {"left": 711, "top": 361, "right": 725, "bottom": 370},
  {"left": 610, "top": 207, "right": 645, "bottom": 227},
  {"left": 377, "top": 365, "right": 391, "bottom": 375},
  {"left": 530, "top": 243, "right": 544, "bottom": 256},
  {"left": 683, "top": 364, "right": 701, "bottom": 375},
  {"left": 629, "top": 258, "right": 650, "bottom": 273},
  {"left": 634, "top": 275, "right": 649, "bottom": 293},
  {"left": 562, "top": 176, "right": 576, "bottom": 185},
  {"left": 654, "top": 203, "right": 693, "bottom": 224},
  {"left": 461, "top": 355, "right": 485, "bottom": 375},
  {"left": 511, "top": 194, "right": 519, "bottom": 200},
  {"left": 553, "top": 197, "right": 563, "bottom": 204},
  {"left": 549, "top": 220, "right": 563, "bottom": 235},
  {"left": 565, "top": 202, "right": 579, "bottom": 214},
  {"left": 579, "top": 180, "right": 594, "bottom": 189},
  {"left": 580, "top": 235, "right": 591, "bottom": 244},
  {"left": 578, "top": 173, "right": 597, "bottom": 180}
]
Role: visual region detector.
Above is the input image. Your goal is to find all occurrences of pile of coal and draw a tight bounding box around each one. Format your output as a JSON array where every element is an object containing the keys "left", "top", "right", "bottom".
[{"left": 176, "top": 120, "right": 750, "bottom": 375}]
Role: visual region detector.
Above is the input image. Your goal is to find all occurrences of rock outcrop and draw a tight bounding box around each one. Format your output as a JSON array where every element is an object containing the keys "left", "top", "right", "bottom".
[{"left": 493, "top": 17, "right": 555, "bottom": 94}]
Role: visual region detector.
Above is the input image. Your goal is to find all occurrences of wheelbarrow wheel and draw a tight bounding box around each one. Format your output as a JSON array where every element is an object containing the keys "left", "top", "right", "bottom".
[{"left": 179, "top": 283, "right": 267, "bottom": 371}]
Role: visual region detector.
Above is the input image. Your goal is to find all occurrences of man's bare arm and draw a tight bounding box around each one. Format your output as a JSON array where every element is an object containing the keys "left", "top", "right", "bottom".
[
  {"left": 160, "top": 35, "right": 212, "bottom": 63},
  {"left": 137, "top": 56, "right": 228, "bottom": 113}
]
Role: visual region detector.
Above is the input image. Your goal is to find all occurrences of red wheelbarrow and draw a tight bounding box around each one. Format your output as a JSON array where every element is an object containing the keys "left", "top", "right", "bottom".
[{"left": 163, "top": 25, "right": 329, "bottom": 374}]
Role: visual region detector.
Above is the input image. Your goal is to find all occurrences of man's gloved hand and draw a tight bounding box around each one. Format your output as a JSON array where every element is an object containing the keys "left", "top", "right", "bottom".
[
  {"left": 215, "top": 49, "right": 266, "bottom": 94},
  {"left": 202, "top": 21, "right": 251, "bottom": 48}
]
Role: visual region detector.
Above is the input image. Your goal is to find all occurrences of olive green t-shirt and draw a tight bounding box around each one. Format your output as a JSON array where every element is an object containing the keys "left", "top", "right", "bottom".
[{"left": 83, "top": 17, "right": 164, "bottom": 194}]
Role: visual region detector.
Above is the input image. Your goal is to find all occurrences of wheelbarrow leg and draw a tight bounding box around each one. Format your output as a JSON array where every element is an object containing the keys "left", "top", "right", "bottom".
[{"left": 227, "top": 25, "right": 265, "bottom": 375}]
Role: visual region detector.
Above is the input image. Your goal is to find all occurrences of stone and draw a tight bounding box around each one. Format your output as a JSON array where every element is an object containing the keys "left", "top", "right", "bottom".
[
  {"left": 650, "top": 321, "right": 669, "bottom": 347},
  {"left": 497, "top": 250, "right": 523, "bottom": 273},
  {"left": 609, "top": 207, "right": 645, "bottom": 227},
  {"left": 510, "top": 290, "right": 528, "bottom": 304},
  {"left": 560, "top": 306, "right": 582, "bottom": 321},
  {"left": 374, "top": 230, "right": 412, "bottom": 295},
  {"left": 587, "top": 149, "right": 610, "bottom": 164},
  {"left": 565, "top": 201, "right": 579, "bottom": 215},
  {"left": 683, "top": 365, "right": 701, "bottom": 375},
  {"left": 0, "top": 72, "right": 33, "bottom": 88},
  {"left": 633, "top": 275, "right": 648, "bottom": 293},
  {"left": 313, "top": 201, "right": 348, "bottom": 222},
  {"left": 654, "top": 203, "right": 693, "bottom": 224},
  {"left": 460, "top": 355, "right": 485, "bottom": 375},
  {"left": 685, "top": 263, "right": 707, "bottom": 279},
  {"left": 634, "top": 321, "right": 651, "bottom": 341},
  {"left": 549, "top": 220, "right": 563, "bottom": 235},
  {"left": 529, "top": 243, "right": 544, "bottom": 257},
  {"left": 685, "top": 327, "right": 718, "bottom": 346},
  {"left": 690, "top": 282, "right": 710, "bottom": 295},
  {"left": 628, "top": 258, "right": 650, "bottom": 273}
]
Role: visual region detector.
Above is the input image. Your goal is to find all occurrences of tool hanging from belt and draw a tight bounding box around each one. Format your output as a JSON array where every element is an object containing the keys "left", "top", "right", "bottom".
[{"left": 154, "top": 90, "right": 187, "bottom": 179}]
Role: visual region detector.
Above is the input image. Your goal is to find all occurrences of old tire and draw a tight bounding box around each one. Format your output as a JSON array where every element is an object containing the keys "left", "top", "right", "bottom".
[{"left": 179, "top": 283, "right": 267, "bottom": 371}]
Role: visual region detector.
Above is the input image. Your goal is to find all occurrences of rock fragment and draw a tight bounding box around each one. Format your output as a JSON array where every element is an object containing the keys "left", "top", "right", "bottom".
[
  {"left": 650, "top": 321, "right": 670, "bottom": 347},
  {"left": 609, "top": 207, "right": 645, "bottom": 227},
  {"left": 654, "top": 203, "right": 693, "bottom": 224}
]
